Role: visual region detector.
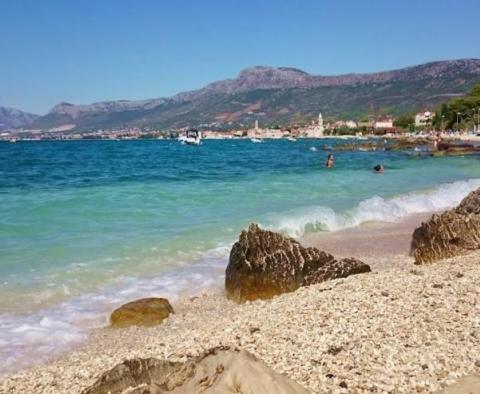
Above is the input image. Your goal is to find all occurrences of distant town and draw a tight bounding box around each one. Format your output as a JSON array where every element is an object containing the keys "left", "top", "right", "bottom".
[{"left": 0, "top": 110, "right": 457, "bottom": 142}]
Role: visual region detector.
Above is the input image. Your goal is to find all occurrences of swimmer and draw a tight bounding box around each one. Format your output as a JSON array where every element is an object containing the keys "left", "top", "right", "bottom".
[{"left": 326, "top": 154, "right": 335, "bottom": 168}]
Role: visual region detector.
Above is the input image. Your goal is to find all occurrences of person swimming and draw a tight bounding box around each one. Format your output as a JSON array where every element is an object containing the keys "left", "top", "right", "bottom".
[
  {"left": 373, "top": 164, "right": 384, "bottom": 173},
  {"left": 326, "top": 154, "right": 335, "bottom": 168}
]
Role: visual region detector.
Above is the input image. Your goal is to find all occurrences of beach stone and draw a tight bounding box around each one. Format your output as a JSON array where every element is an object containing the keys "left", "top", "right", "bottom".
[
  {"left": 82, "top": 347, "right": 310, "bottom": 394},
  {"left": 82, "top": 357, "right": 187, "bottom": 393},
  {"left": 110, "top": 297, "right": 174, "bottom": 328},
  {"left": 411, "top": 188, "right": 480, "bottom": 264},
  {"left": 225, "top": 223, "right": 370, "bottom": 302}
]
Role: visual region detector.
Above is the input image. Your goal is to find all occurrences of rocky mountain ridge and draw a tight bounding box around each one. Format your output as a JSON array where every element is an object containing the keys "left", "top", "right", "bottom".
[
  {"left": 0, "top": 106, "right": 39, "bottom": 130},
  {"left": 48, "top": 59, "right": 480, "bottom": 117},
  {"left": 13, "top": 58, "right": 480, "bottom": 131}
]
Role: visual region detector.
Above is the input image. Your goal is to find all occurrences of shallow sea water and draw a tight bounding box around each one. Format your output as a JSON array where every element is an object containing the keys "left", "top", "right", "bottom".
[{"left": 1, "top": 139, "right": 479, "bottom": 372}]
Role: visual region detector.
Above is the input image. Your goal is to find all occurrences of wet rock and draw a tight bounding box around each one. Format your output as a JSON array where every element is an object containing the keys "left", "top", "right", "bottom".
[
  {"left": 431, "top": 142, "right": 480, "bottom": 156},
  {"left": 225, "top": 223, "right": 370, "bottom": 302},
  {"left": 386, "top": 138, "right": 432, "bottom": 151},
  {"left": 82, "top": 347, "right": 310, "bottom": 394},
  {"left": 110, "top": 298, "right": 174, "bottom": 328},
  {"left": 333, "top": 141, "right": 382, "bottom": 151},
  {"left": 411, "top": 188, "right": 480, "bottom": 264}
]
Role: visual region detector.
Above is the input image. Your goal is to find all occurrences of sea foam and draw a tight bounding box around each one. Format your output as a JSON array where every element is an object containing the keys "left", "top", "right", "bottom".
[
  {"left": 0, "top": 246, "right": 228, "bottom": 375},
  {"left": 1, "top": 179, "right": 480, "bottom": 375},
  {"left": 270, "top": 178, "right": 480, "bottom": 237}
]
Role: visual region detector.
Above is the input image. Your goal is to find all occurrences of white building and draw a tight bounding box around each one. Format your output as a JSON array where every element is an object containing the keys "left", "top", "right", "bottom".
[
  {"left": 345, "top": 120, "right": 357, "bottom": 129},
  {"left": 301, "top": 113, "right": 325, "bottom": 138},
  {"left": 374, "top": 116, "right": 394, "bottom": 129},
  {"left": 330, "top": 119, "right": 357, "bottom": 129},
  {"left": 247, "top": 120, "right": 284, "bottom": 139},
  {"left": 415, "top": 111, "right": 434, "bottom": 127}
]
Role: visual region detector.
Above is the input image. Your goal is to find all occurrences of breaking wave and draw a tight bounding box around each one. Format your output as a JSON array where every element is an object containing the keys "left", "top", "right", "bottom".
[{"left": 270, "top": 178, "right": 480, "bottom": 237}]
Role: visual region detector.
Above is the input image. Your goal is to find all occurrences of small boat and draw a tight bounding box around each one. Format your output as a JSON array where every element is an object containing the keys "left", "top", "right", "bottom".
[
  {"left": 250, "top": 138, "right": 263, "bottom": 143},
  {"left": 178, "top": 129, "right": 202, "bottom": 145},
  {"left": 286, "top": 136, "right": 297, "bottom": 142},
  {"left": 9, "top": 138, "right": 17, "bottom": 143}
]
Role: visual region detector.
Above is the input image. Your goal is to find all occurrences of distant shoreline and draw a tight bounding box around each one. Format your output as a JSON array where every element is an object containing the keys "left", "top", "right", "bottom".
[{"left": 2, "top": 134, "right": 480, "bottom": 143}]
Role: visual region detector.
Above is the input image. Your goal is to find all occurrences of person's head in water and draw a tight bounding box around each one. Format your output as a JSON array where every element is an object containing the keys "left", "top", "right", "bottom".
[
  {"left": 373, "top": 164, "right": 384, "bottom": 173},
  {"left": 326, "top": 154, "right": 335, "bottom": 168}
]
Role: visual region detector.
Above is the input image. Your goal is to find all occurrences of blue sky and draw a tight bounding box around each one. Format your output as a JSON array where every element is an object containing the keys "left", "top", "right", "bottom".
[{"left": 1, "top": 0, "right": 479, "bottom": 114}]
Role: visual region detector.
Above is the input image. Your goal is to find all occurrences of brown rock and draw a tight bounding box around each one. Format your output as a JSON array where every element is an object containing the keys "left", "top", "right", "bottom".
[
  {"left": 82, "top": 358, "right": 188, "bottom": 394},
  {"left": 82, "top": 347, "right": 310, "bottom": 394},
  {"left": 432, "top": 142, "right": 480, "bottom": 156},
  {"left": 110, "top": 298, "right": 174, "bottom": 328},
  {"left": 386, "top": 137, "right": 432, "bottom": 151},
  {"left": 411, "top": 188, "right": 480, "bottom": 264},
  {"left": 334, "top": 141, "right": 382, "bottom": 151},
  {"left": 457, "top": 188, "right": 480, "bottom": 215},
  {"left": 225, "top": 223, "right": 370, "bottom": 302}
]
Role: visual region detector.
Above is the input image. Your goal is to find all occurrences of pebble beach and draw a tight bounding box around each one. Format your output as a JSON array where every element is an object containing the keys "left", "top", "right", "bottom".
[{"left": 1, "top": 215, "right": 480, "bottom": 393}]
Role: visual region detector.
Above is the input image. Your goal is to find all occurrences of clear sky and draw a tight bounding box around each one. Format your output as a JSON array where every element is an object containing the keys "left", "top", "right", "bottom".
[{"left": 1, "top": 0, "right": 479, "bottom": 114}]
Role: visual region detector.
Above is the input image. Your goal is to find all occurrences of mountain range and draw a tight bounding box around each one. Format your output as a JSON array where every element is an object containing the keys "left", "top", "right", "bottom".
[
  {"left": 5, "top": 58, "right": 480, "bottom": 132},
  {"left": 0, "top": 107, "right": 39, "bottom": 131}
]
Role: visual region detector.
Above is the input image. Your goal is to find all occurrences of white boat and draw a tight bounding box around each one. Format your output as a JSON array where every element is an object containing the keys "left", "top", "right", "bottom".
[
  {"left": 250, "top": 138, "right": 263, "bottom": 143},
  {"left": 286, "top": 136, "right": 297, "bottom": 142},
  {"left": 9, "top": 138, "right": 17, "bottom": 143},
  {"left": 178, "top": 129, "right": 202, "bottom": 145}
]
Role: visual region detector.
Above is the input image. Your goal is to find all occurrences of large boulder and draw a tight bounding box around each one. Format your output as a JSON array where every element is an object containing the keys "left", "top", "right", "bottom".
[
  {"left": 225, "top": 223, "right": 371, "bottom": 302},
  {"left": 411, "top": 188, "right": 480, "bottom": 264},
  {"left": 82, "top": 347, "right": 310, "bottom": 394},
  {"left": 110, "top": 298, "right": 174, "bottom": 328}
]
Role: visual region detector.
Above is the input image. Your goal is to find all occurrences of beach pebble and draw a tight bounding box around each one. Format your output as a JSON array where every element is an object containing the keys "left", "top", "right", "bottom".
[{"left": 1, "top": 251, "right": 480, "bottom": 393}]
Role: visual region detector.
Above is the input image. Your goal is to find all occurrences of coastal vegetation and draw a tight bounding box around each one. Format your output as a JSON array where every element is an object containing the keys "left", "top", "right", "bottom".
[
  {"left": 393, "top": 114, "right": 415, "bottom": 131},
  {"left": 433, "top": 84, "right": 480, "bottom": 130}
]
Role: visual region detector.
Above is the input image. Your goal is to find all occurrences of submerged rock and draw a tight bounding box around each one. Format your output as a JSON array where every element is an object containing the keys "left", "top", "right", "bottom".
[
  {"left": 225, "top": 223, "right": 370, "bottom": 302},
  {"left": 82, "top": 347, "right": 310, "bottom": 394},
  {"left": 386, "top": 137, "right": 432, "bottom": 151},
  {"left": 110, "top": 298, "right": 174, "bottom": 328},
  {"left": 411, "top": 188, "right": 480, "bottom": 264},
  {"left": 431, "top": 142, "right": 480, "bottom": 156},
  {"left": 333, "top": 141, "right": 382, "bottom": 151}
]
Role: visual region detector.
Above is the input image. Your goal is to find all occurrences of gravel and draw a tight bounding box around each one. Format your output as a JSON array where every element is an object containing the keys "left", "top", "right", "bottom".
[{"left": 1, "top": 251, "right": 480, "bottom": 393}]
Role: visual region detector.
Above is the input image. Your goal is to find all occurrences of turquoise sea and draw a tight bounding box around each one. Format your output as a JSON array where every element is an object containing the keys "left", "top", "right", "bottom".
[{"left": 1, "top": 139, "right": 480, "bottom": 373}]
